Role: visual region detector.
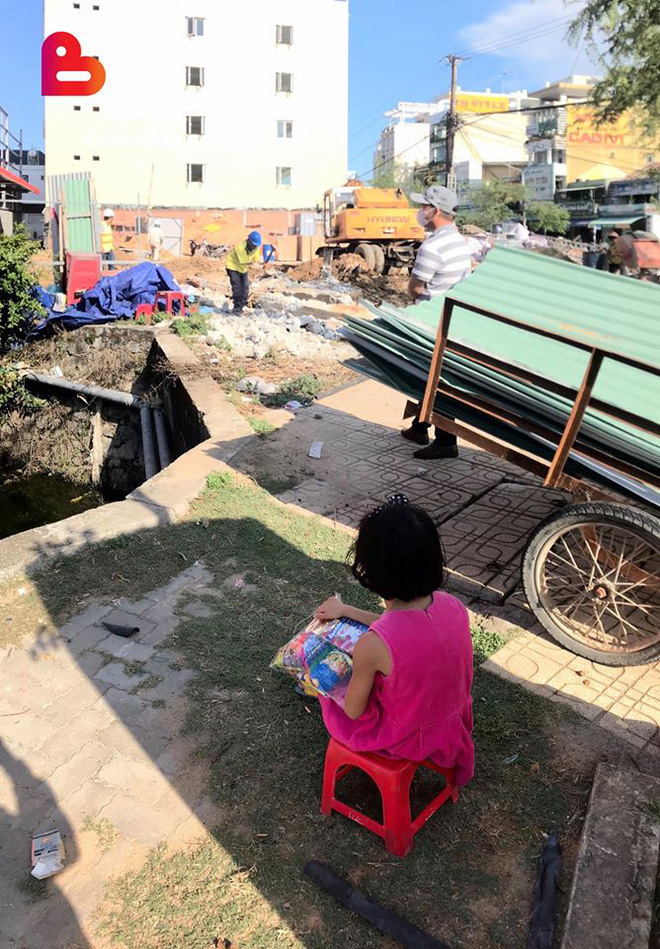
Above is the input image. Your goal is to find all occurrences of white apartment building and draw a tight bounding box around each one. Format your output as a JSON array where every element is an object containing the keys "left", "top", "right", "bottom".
[
  {"left": 373, "top": 102, "right": 432, "bottom": 180},
  {"left": 44, "top": 0, "right": 349, "bottom": 209}
]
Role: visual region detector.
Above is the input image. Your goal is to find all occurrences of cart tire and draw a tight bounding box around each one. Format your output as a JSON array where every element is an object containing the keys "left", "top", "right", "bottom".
[
  {"left": 522, "top": 502, "right": 660, "bottom": 666},
  {"left": 356, "top": 243, "right": 377, "bottom": 271},
  {"left": 372, "top": 244, "right": 386, "bottom": 274}
]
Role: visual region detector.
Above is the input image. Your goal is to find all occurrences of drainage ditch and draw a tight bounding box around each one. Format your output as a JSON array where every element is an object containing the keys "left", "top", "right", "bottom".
[{"left": 0, "top": 328, "right": 185, "bottom": 540}]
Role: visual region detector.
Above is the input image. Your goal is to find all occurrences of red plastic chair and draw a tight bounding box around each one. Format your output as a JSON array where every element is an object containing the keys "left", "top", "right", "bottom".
[
  {"left": 134, "top": 304, "right": 154, "bottom": 324},
  {"left": 65, "top": 252, "right": 101, "bottom": 305},
  {"left": 154, "top": 290, "right": 185, "bottom": 316},
  {"left": 321, "top": 738, "right": 459, "bottom": 857}
]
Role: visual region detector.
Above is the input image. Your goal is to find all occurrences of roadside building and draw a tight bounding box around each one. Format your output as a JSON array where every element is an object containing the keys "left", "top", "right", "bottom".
[
  {"left": 428, "top": 88, "right": 538, "bottom": 199},
  {"left": 44, "top": 0, "right": 349, "bottom": 210},
  {"left": 372, "top": 102, "right": 432, "bottom": 181},
  {"left": 0, "top": 106, "right": 42, "bottom": 236}
]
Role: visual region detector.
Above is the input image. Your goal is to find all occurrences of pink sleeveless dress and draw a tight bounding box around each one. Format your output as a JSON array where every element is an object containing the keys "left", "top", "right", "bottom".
[{"left": 320, "top": 592, "right": 474, "bottom": 786}]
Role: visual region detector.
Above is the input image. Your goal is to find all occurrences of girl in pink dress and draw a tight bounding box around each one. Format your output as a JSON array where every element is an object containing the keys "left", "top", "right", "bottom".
[{"left": 315, "top": 495, "right": 474, "bottom": 786}]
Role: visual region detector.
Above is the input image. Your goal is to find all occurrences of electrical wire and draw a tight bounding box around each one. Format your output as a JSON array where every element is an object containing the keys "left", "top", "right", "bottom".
[{"left": 348, "top": 12, "right": 578, "bottom": 154}]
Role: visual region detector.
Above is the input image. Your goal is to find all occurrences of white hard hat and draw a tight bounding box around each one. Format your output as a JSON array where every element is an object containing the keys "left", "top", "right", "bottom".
[{"left": 103, "top": 208, "right": 114, "bottom": 218}]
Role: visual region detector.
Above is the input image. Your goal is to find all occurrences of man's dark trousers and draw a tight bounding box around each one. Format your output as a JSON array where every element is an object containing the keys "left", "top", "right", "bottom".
[{"left": 228, "top": 270, "right": 249, "bottom": 313}]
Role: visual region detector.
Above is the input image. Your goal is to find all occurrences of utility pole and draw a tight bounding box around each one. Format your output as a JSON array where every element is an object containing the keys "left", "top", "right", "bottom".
[{"left": 445, "top": 55, "right": 465, "bottom": 188}]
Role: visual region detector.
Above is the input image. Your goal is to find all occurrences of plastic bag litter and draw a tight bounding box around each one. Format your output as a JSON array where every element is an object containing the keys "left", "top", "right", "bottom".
[{"left": 271, "top": 616, "right": 369, "bottom": 706}]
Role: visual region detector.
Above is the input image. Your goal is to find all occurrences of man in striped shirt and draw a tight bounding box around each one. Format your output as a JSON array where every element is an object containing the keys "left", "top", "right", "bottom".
[{"left": 402, "top": 185, "right": 472, "bottom": 460}]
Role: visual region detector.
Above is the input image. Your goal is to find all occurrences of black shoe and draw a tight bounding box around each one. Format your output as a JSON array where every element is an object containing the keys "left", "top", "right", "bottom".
[
  {"left": 413, "top": 442, "right": 459, "bottom": 461},
  {"left": 401, "top": 424, "right": 430, "bottom": 446},
  {"left": 232, "top": 308, "right": 243, "bottom": 315}
]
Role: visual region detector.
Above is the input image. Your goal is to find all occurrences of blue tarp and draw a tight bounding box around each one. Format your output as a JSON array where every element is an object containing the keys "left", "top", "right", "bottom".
[{"left": 27, "top": 263, "right": 180, "bottom": 339}]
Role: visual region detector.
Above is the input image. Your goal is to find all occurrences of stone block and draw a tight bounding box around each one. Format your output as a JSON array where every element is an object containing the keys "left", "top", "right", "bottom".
[
  {"left": 48, "top": 740, "right": 115, "bottom": 800},
  {"left": 562, "top": 764, "right": 660, "bottom": 949},
  {"left": 94, "top": 662, "right": 148, "bottom": 690},
  {"left": 97, "top": 755, "right": 171, "bottom": 800},
  {"left": 95, "top": 634, "right": 154, "bottom": 662}
]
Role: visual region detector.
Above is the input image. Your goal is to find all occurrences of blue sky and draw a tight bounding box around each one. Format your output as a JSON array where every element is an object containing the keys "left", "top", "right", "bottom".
[{"left": 1, "top": 0, "right": 594, "bottom": 168}]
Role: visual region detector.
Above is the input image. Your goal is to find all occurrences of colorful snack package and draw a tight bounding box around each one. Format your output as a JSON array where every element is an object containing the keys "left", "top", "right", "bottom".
[{"left": 271, "top": 616, "right": 369, "bottom": 706}]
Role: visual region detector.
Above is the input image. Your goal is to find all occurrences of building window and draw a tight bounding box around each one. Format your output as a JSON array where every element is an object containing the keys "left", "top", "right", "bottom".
[
  {"left": 647, "top": 154, "right": 656, "bottom": 164},
  {"left": 186, "top": 66, "right": 204, "bottom": 87},
  {"left": 93, "top": 155, "right": 100, "bottom": 161},
  {"left": 552, "top": 149, "right": 566, "bottom": 164},
  {"left": 276, "top": 72, "right": 293, "bottom": 93},
  {"left": 276, "top": 166, "right": 292, "bottom": 186},
  {"left": 533, "top": 152, "right": 548, "bottom": 165},
  {"left": 186, "top": 115, "right": 205, "bottom": 135},
  {"left": 93, "top": 3, "right": 99, "bottom": 8},
  {"left": 276, "top": 25, "right": 293, "bottom": 45},
  {"left": 187, "top": 17, "right": 205, "bottom": 36},
  {"left": 93, "top": 106, "right": 100, "bottom": 112},
  {"left": 73, "top": 2, "right": 80, "bottom": 7},
  {"left": 74, "top": 155, "right": 81, "bottom": 161},
  {"left": 277, "top": 120, "right": 293, "bottom": 139},
  {"left": 74, "top": 105, "right": 81, "bottom": 111},
  {"left": 187, "top": 163, "right": 204, "bottom": 183}
]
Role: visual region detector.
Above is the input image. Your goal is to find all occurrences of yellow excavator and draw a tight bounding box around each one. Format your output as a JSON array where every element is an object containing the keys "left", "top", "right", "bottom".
[{"left": 322, "top": 184, "right": 425, "bottom": 273}]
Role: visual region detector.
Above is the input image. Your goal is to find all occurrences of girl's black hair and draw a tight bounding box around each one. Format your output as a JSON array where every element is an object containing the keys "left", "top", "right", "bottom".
[{"left": 349, "top": 500, "right": 445, "bottom": 602}]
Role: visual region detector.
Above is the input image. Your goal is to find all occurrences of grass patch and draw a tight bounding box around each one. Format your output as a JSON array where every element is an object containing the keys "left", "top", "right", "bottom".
[
  {"left": 12, "top": 473, "right": 593, "bottom": 949},
  {"left": 171, "top": 313, "right": 211, "bottom": 338},
  {"left": 131, "top": 674, "right": 162, "bottom": 695},
  {"left": 247, "top": 417, "right": 276, "bottom": 437},
  {"left": 82, "top": 816, "right": 119, "bottom": 853},
  {"left": 264, "top": 373, "right": 322, "bottom": 408}
]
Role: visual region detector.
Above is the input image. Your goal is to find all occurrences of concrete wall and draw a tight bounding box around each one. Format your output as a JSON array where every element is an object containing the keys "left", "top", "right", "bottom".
[{"left": 44, "top": 0, "right": 349, "bottom": 210}]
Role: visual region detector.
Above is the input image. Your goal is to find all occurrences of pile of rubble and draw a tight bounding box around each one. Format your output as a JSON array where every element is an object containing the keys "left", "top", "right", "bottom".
[{"left": 186, "top": 275, "right": 360, "bottom": 361}]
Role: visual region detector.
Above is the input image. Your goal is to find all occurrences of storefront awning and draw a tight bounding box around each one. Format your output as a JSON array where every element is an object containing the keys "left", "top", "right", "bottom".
[
  {"left": 0, "top": 165, "right": 40, "bottom": 194},
  {"left": 589, "top": 216, "right": 644, "bottom": 227}
]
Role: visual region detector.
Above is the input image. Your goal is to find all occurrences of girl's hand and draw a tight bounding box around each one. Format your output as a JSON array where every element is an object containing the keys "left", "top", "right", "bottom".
[{"left": 314, "top": 596, "right": 344, "bottom": 621}]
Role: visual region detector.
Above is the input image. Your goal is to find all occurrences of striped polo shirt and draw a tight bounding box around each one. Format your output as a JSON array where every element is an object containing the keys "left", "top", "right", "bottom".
[{"left": 411, "top": 223, "right": 472, "bottom": 298}]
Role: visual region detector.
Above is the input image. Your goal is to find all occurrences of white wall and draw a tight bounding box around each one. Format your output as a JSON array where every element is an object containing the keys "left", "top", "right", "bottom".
[{"left": 44, "top": 0, "right": 349, "bottom": 209}]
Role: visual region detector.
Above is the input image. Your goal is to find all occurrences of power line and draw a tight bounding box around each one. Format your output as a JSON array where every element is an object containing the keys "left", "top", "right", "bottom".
[{"left": 348, "top": 12, "right": 578, "bottom": 156}]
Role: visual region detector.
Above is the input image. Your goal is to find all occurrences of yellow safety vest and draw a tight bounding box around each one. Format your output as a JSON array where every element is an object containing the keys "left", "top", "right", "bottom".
[
  {"left": 226, "top": 240, "right": 259, "bottom": 274},
  {"left": 101, "top": 221, "right": 114, "bottom": 252}
]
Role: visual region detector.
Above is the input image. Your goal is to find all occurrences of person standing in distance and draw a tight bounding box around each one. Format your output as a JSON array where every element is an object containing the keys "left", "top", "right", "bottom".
[
  {"left": 226, "top": 230, "right": 262, "bottom": 315},
  {"left": 100, "top": 208, "right": 116, "bottom": 270},
  {"left": 402, "top": 186, "right": 472, "bottom": 461}
]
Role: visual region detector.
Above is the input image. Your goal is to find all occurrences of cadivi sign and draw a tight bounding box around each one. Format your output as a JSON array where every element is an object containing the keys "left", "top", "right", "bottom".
[{"left": 566, "top": 106, "right": 653, "bottom": 182}]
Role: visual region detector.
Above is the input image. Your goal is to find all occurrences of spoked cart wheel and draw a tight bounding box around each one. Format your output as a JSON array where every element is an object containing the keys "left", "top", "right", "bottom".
[{"left": 522, "top": 502, "right": 660, "bottom": 666}]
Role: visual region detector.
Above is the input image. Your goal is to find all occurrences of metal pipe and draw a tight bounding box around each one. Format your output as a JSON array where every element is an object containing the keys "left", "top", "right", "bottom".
[
  {"left": 140, "top": 406, "right": 159, "bottom": 481},
  {"left": 23, "top": 371, "right": 160, "bottom": 481},
  {"left": 23, "top": 372, "right": 142, "bottom": 408},
  {"left": 153, "top": 408, "right": 172, "bottom": 469}
]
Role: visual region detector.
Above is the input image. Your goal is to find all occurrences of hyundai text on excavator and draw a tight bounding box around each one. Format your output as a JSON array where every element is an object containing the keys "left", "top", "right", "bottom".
[{"left": 322, "top": 184, "right": 425, "bottom": 274}]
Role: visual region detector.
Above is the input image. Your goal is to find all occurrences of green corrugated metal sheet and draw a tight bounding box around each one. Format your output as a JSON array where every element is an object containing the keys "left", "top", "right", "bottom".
[
  {"left": 343, "top": 247, "right": 660, "bottom": 502},
  {"left": 63, "top": 176, "right": 96, "bottom": 253},
  {"left": 444, "top": 245, "right": 659, "bottom": 368}
]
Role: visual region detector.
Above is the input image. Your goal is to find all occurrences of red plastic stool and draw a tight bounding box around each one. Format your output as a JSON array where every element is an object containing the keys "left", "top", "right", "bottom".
[
  {"left": 134, "top": 304, "right": 154, "bottom": 324},
  {"left": 321, "top": 738, "right": 458, "bottom": 857},
  {"left": 154, "top": 291, "right": 185, "bottom": 316}
]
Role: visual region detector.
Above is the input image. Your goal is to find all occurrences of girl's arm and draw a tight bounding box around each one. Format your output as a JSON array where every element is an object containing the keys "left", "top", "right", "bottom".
[
  {"left": 315, "top": 596, "right": 381, "bottom": 628},
  {"left": 343, "top": 633, "right": 390, "bottom": 720}
]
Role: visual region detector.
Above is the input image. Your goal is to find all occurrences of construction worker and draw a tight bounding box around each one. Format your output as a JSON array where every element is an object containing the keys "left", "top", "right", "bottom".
[
  {"left": 607, "top": 231, "right": 622, "bottom": 273},
  {"left": 226, "top": 230, "right": 262, "bottom": 315},
  {"left": 101, "top": 208, "right": 116, "bottom": 270},
  {"left": 402, "top": 185, "right": 472, "bottom": 461},
  {"left": 148, "top": 220, "right": 163, "bottom": 262}
]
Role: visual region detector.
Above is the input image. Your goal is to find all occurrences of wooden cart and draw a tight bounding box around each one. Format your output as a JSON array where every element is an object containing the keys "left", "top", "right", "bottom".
[{"left": 408, "top": 279, "right": 660, "bottom": 666}]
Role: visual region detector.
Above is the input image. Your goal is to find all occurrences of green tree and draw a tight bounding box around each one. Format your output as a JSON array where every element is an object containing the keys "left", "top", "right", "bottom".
[
  {"left": 369, "top": 162, "right": 430, "bottom": 197},
  {"left": 457, "top": 180, "right": 528, "bottom": 230},
  {"left": 0, "top": 226, "right": 44, "bottom": 353},
  {"left": 568, "top": 0, "right": 660, "bottom": 137},
  {"left": 526, "top": 202, "right": 570, "bottom": 235}
]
